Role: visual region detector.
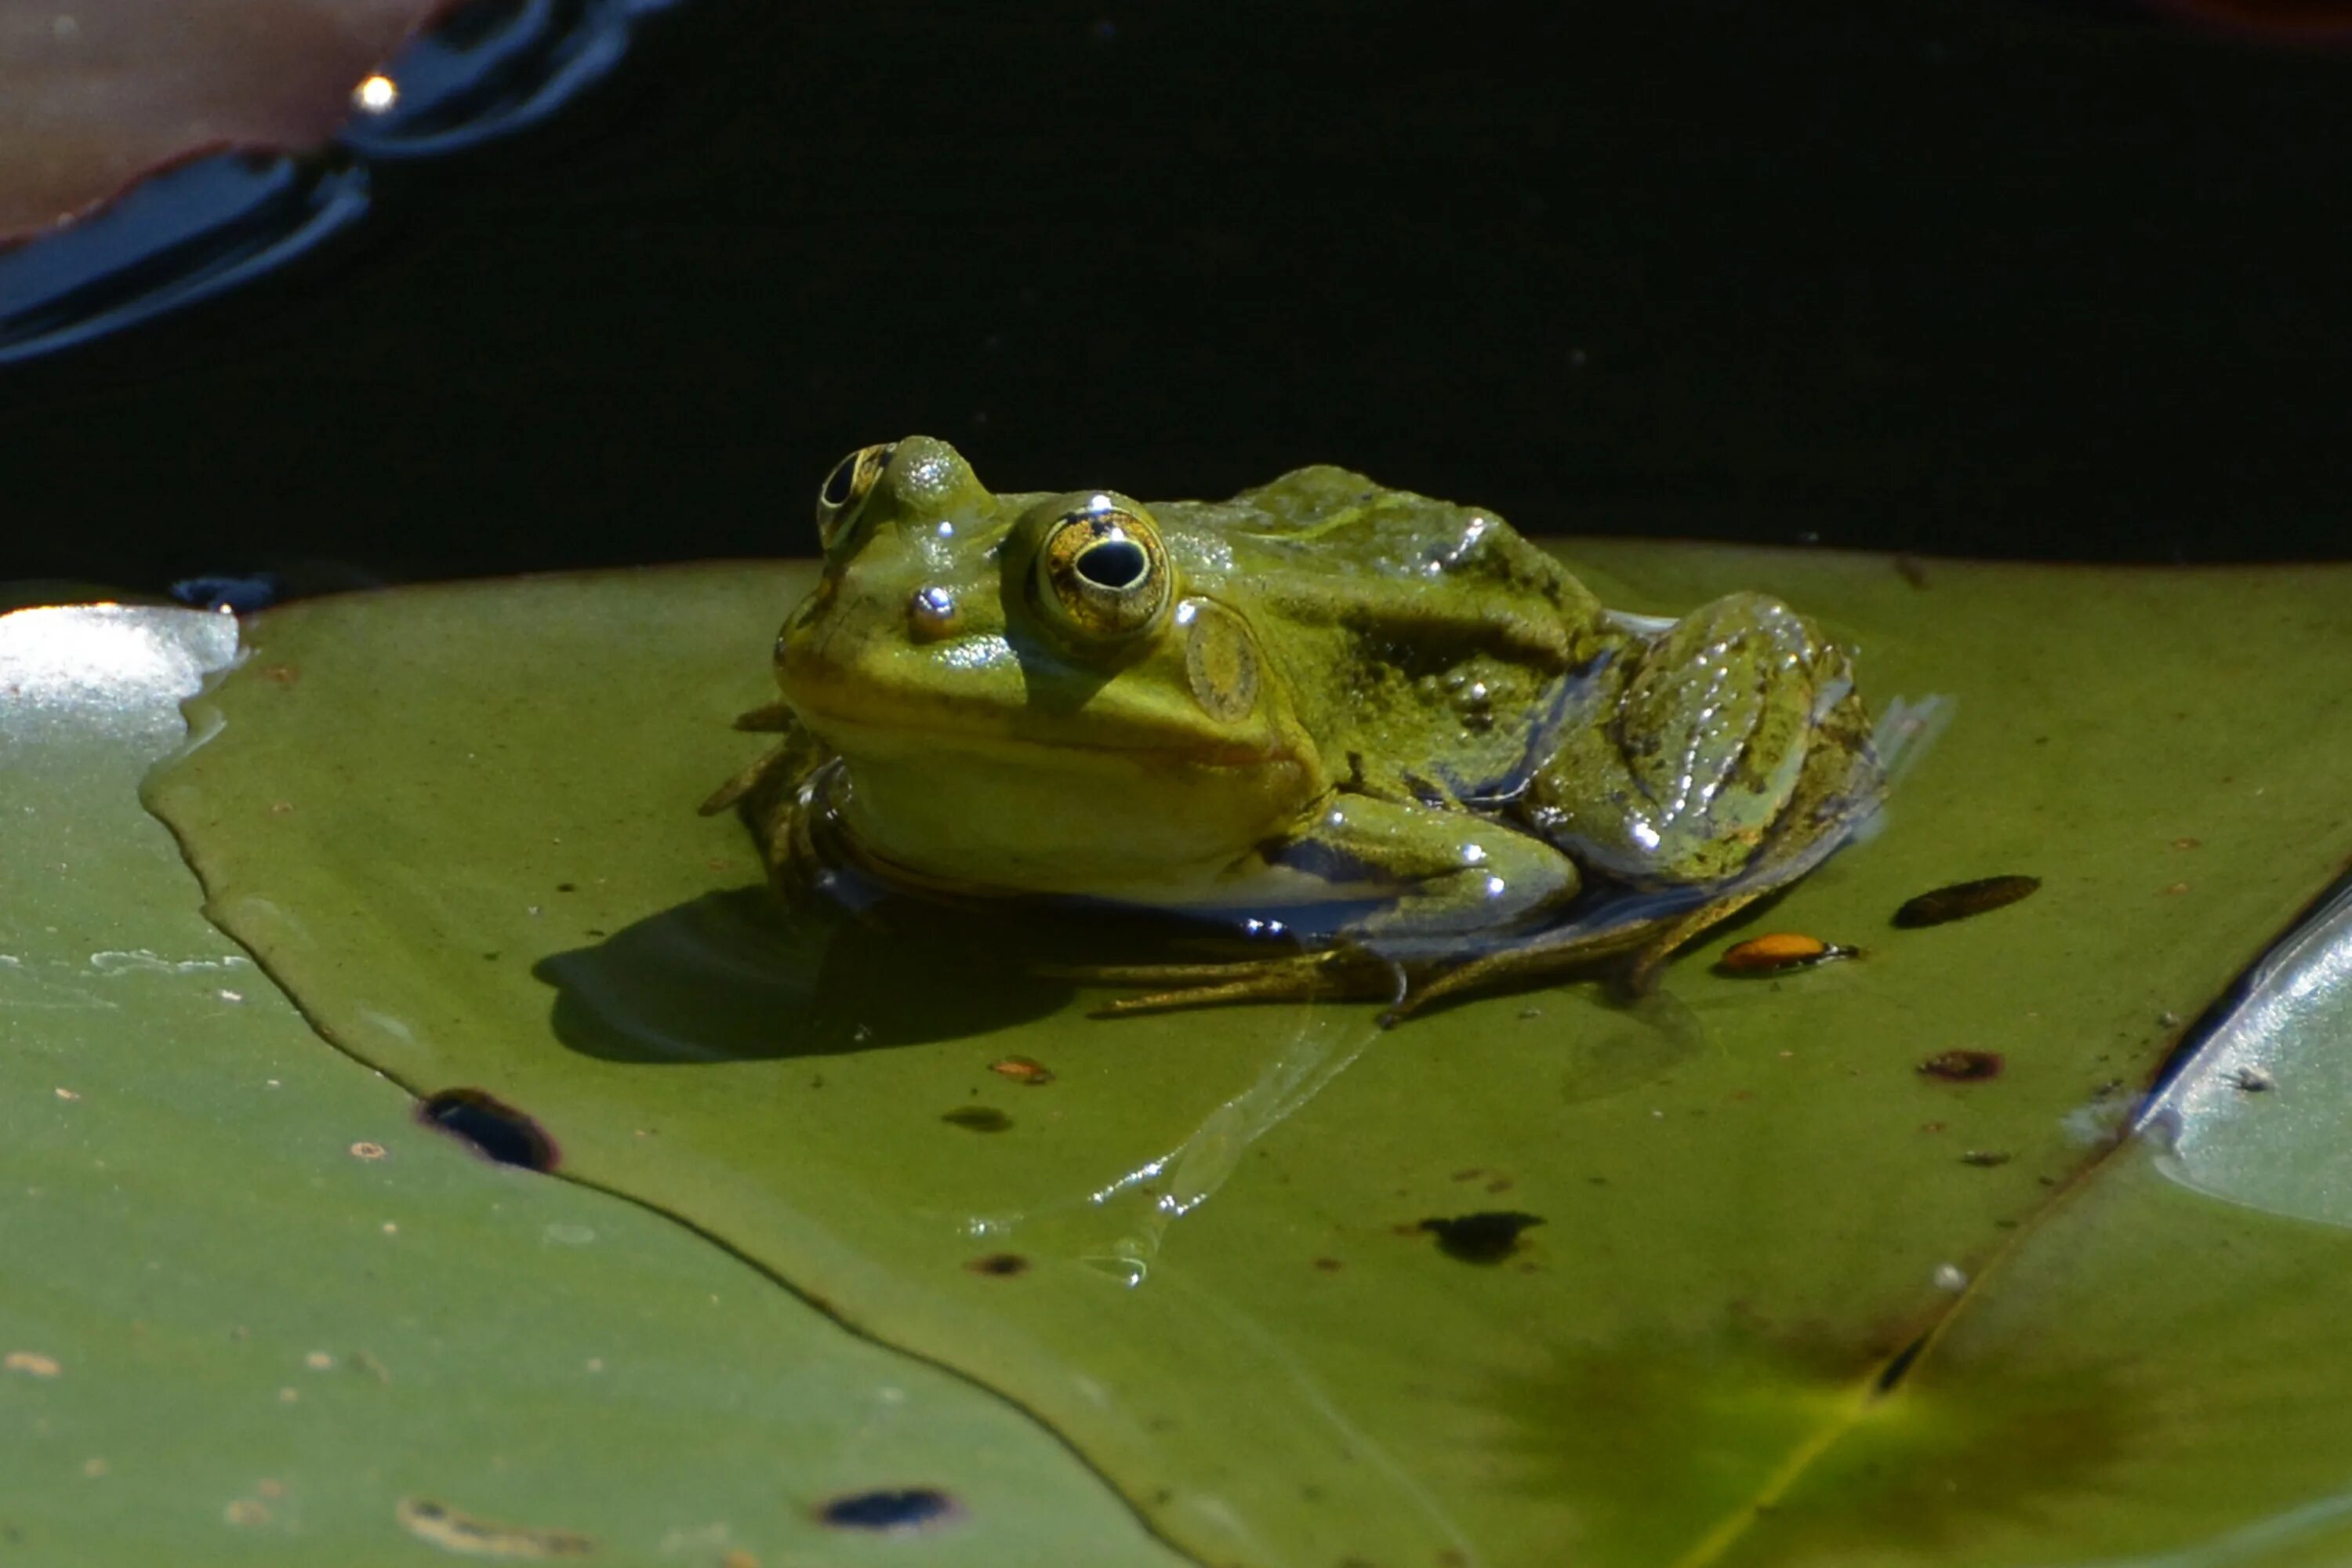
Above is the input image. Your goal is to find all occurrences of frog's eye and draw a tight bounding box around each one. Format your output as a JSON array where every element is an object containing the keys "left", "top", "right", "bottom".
[
  {"left": 1035, "top": 500, "right": 1174, "bottom": 644},
  {"left": 815, "top": 443, "right": 895, "bottom": 550}
]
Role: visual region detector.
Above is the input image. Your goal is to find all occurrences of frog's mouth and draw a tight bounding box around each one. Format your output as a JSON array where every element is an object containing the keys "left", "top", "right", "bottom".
[
  {"left": 778, "top": 612, "right": 1305, "bottom": 775},
  {"left": 789, "top": 694, "right": 1294, "bottom": 774}
]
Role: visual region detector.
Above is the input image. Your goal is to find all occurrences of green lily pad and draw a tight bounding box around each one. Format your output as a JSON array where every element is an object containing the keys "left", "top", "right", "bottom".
[
  {"left": 0, "top": 603, "right": 1189, "bottom": 1566},
  {"left": 140, "top": 549, "right": 2352, "bottom": 1565}
]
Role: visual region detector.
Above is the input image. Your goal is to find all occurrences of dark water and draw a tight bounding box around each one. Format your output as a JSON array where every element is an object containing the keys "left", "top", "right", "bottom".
[{"left": 4, "top": 0, "right": 2349, "bottom": 593}]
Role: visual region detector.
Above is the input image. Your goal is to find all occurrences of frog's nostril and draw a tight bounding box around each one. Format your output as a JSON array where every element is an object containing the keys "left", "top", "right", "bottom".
[
  {"left": 907, "top": 585, "right": 961, "bottom": 641},
  {"left": 1076, "top": 539, "right": 1149, "bottom": 590}
]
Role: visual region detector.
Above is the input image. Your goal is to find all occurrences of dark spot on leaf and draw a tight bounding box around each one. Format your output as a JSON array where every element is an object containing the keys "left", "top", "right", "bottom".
[
  {"left": 1893, "top": 875, "right": 2042, "bottom": 927},
  {"left": 417, "top": 1088, "right": 557, "bottom": 1171},
  {"left": 1418, "top": 1210, "right": 1544, "bottom": 1264},
  {"left": 942, "top": 1106, "right": 1011, "bottom": 1133},
  {"left": 1917, "top": 1050, "right": 2004, "bottom": 1081},
  {"left": 555, "top": 882, "right": 576, "bottom": 893},
  {"left": 965, "top": 1252, "right": 1029, "bottom": 1276},
  {"left": 1312, "top": 1256, "right": 1343, "bottom": 1272},
  {"left": 817, "top": 1487, "right": 963, "bottom": 1533},
  {"left": 1873, "top": 1330, "right": 1933, "bottom": 1394}
]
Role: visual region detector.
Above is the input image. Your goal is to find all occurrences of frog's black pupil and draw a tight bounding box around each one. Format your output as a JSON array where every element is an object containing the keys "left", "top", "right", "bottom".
[
  {"left": 1076, "top": 539, "right": 1149, "bottom": 590},
  {"left": 821, "top": 457, "right": 858, "bottom": 508}
]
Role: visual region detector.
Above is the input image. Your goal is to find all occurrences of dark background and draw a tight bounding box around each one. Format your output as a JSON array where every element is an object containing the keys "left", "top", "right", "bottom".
[{"left": 6, "top": 0, "right": 2350, "bottom": 593}]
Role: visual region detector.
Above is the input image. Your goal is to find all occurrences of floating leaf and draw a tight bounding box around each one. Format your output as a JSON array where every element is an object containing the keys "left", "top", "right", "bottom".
[
  {"left": 0, "top": 603, "right": 1187, "bottom": 1566},
  {"left": 142, "top": 548, "right": 2352, "bottom": 1564}
]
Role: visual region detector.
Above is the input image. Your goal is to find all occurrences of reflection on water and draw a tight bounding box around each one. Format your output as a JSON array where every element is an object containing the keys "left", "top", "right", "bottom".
[
  {"left": 0, "top": 154, "right": 370, "bottom": 367},
  {"left": 0, "top": 0, "right": 681, "bottom": 365},
  {"left": 339, "top": 0, "right": 682, "bottom": 162},
  {"left": 2140, "top": 874, "right": 2352, "bottom": 1229}
]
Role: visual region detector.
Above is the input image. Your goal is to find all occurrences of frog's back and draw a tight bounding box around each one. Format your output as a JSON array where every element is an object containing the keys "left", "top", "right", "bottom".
[{"left": 1159, "top": 466, "right": 1624, "bottom": 803}]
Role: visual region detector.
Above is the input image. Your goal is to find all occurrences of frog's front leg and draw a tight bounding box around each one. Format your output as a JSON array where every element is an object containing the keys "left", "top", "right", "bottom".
[
  {"left": 1083, "top": 794, "right": 1584, "bottom": 1014},
  {"left": 699, "top": 709, "right": 839, "bottom": 899}
]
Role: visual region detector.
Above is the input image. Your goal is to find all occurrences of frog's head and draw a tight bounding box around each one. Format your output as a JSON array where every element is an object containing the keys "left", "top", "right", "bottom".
[{"left": 772, "top": 437, "right": 1324, "bottom": 896}]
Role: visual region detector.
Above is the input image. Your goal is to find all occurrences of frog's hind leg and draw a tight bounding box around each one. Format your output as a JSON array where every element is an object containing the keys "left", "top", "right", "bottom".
[
  {"left": 1380, "top": 917, "right": 1663, "bottom": 1023},
  {"left": 1063, "top": 948, "right": 1404, "bottom": 1017}
]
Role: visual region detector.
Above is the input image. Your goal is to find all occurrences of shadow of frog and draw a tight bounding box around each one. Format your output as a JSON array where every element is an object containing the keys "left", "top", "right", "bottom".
[
  {"left": 533, "top": 886, "right": 1081, "bottom": 1062},
  {"left": 533, "top": 881, "right": 1313, "bottom": 1061}
]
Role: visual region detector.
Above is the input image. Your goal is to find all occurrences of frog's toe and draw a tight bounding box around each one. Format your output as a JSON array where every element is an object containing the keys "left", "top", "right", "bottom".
[
  {"left": 1383, "top": 921, "right": 1662, "bottom": 1022},
  {"left": 1090, "top": 971, "right": 1318, "bottom": 1017},
  {"left": 1073, "top": 948, "right": 1391, "bottom": 1017}
]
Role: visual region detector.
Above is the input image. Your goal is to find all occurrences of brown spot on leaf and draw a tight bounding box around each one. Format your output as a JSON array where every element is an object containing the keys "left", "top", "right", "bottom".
[
  {"left": 395, "top": 1498, "right": 593, "bottom": 1559},
  {"left": 1893, "top": 875, "right": 2042, "bottom": 927},
  {"left": 1918, "top": 1050, "right": 2004, "bottom": 1082},
  {"left": 964, "top": 1253, "right": 1029, "bottom": 1277}
]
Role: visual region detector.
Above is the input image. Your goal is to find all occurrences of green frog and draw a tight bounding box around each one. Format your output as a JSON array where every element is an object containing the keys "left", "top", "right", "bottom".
[{"left": 706, "top": 436, "right": 1884, "bottom": 1022}]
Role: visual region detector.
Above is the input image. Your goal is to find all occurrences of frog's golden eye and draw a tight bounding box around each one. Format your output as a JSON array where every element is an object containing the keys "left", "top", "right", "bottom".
[
  {"left": 1035, "top": 499, "right": 1174, "bottom": 643},
  {"left": 815, "top": 443, "right": 895, "bottom": 550}
]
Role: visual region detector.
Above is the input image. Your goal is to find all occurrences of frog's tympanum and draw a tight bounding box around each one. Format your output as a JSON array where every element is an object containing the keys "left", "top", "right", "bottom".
[{"left": 706, "top": 437, "right": 1885, "bottom": 1022}]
